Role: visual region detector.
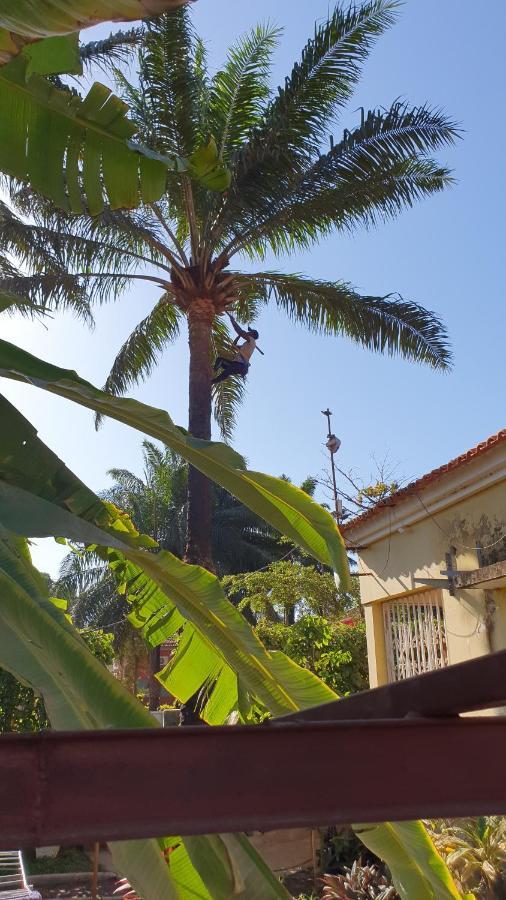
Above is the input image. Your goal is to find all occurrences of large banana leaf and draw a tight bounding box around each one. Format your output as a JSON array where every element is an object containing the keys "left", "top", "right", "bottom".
[
  {"left": 110, "top": 550, "right": 336, "bottom": 718},
  {"left": 0, "top": 529, "right": 290, "bottom": 899},
  {"left": 0, "top": 393, "right": 337, "bottom": 718},
  {"left": 0, "top": 1, "right": 186, "bottom": 65},
  {"left": 0, "top": 0, "right": 186, "bottom": 38},
  {"left": 354, "top": 821, "right": 468, "bottom": 899},
  {"left": 0, "top": 528, "right": 178, "bottom": 899},
  {"left": 0, "top": 339, "right": 349, "bottom": 581},
  {"left": 0, "top": 57, "right": 179, "bottom": 214}
]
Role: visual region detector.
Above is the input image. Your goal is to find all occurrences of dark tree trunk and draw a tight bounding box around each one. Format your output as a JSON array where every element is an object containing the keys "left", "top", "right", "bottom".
[
  {"left": 148, "top": 646, "right": 161, "bottom": 711},
  {"left": 185, "top": 299, "right": 214, "bottom": 571},
  {"left": 181, "top": 299, "right": 215, "bottom": 726}
]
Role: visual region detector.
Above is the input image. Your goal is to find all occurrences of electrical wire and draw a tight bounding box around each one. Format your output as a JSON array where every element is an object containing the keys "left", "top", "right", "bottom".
[
  {"left": 414, "top": 492, "right": 506, "bottom": 553},
  {"left": 252, "top": 546, "right": 295, "bottom": 572},
  {"left": 77, "top": 551, "right": 296, "bottom": 634},
  {"left": 79, "top": 616, "right": 128, "bottom": 634}
]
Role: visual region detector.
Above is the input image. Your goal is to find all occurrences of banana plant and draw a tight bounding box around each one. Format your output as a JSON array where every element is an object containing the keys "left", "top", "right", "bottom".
[
  {"left": 0, "top": 3, "right": 230, "bottom": 212},
  {"left": 0, "top": 528, "right": 289, "bottom": 899},
  {"left": 354, "top": 821, "right": 473, "bottom": 900},
  {"left": 0, "top": 1, "right": 187, "bottom": 64},
  {"left": 0, "top": 350, "right": 464, "bottom": 899},
  {"left": 0, "top": 394, "right": 338, "bottom": 718}
]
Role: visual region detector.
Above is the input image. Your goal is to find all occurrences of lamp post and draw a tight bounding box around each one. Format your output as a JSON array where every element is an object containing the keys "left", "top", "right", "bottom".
[{"left": 321, "top": 408, "right": 342, "bottom": 524}]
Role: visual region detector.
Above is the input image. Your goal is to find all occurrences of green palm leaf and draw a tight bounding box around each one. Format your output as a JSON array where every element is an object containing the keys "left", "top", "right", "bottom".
[
  {"left": 219, "top": 102, "right": 458, "bottom": 253},
  {"left": 215, "top": 0, "right": 401, "bottom": 244},
  {"left": 0, "top": 273, "right": 93, "bottom": 322},
  {"left": 101, "top": 295, "right": 182, "bottom": 398},
  {"left": 246, "top": 0, "right": 398, "bottom": 161},
  {"left": 140, "top": 10, "right": 207, "bottom": 159},
  {"left": 80, "top": 28, "right": 143, "bottom": 75},
  {"left": 236, "top": 271, "right": 452, "bottom": 370},
  {"left": 210, "top": 23, "right": 280, "bottom": 162},
  {"left": 212, "top": 372, "right": 247, "bottom": 442}
]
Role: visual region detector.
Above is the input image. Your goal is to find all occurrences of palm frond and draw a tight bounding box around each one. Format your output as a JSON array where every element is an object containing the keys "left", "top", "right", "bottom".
[
  {"left": 105, "top": 469, "right": 145, "bottom": 494},
  {"left": 258, "top": 0, "right": 399, "bottom": 161},
  {"left": 57, "top": 550, "right": 104, "bottom": 594},
  {"left": 209, "top": 0, "right": 400, "bottom": 250},
  {"left": 100, "top": 294, "right": 181, "bottom": 401},
  {"left": 0, "top": 201, "right": 168, "bottom": 284},
  {"left": 0, "top": 272, "right": 93, "bottom": 323},
  {"left": 0, "top": 200, "right": 66, "bottom": 274},
  {"left": 250, "top": 158, "right": 453, "bottom": 257},
  {"left": 220, "top": 101, "right": 459, "bottom": 254},
  {"left": 237, "top": 271, "right": 452, "bottom": 369},
  {"left": 141, "top": 440, "right": 166, "bottom": 473},
  {"left": 210, "top": 24, "right": 280, "bottom": 162},
  {"left": 212, "top": 373, "right": 247, "bottom": 442},
  {"left": 80, "top": 28, "right": 143, "bottom": 75},
  {"left": 140, "top": 9, "right": 207, "bottom": 158},
  {"left": 0, "top": 291, "right": 45, "bottom": 318}
]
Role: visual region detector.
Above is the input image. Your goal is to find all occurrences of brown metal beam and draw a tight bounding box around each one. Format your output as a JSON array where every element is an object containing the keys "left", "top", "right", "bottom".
[
  {"left": 2, "top": 717, "right": 506, "bottom": 847},
  {"left": 280, "top": 649, "right": 506, "bottom": 723}
]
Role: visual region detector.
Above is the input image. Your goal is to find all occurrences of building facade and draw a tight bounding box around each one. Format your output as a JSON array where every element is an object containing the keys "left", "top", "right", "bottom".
[{"left": 341, "top": 432, "right": 506, "bottom": 689}]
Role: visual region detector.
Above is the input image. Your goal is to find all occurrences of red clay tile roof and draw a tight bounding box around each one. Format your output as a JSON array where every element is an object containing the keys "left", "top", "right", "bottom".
[{"left": 341, "top": 429, "right": 506, "bottom": 534}]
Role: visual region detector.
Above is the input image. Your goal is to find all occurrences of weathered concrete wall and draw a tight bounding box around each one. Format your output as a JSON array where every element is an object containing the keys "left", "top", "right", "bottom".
[
  {"left": 346, "top": 446, "right": 506, "bottom": 687},
  {"left": 249, "top": 828, "right": 316, "bottom": 873}
]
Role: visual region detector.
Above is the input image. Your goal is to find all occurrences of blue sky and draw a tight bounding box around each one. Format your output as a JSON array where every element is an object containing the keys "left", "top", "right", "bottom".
[{"left": 2, "top": 0, "right": 504, "bottom": 574}]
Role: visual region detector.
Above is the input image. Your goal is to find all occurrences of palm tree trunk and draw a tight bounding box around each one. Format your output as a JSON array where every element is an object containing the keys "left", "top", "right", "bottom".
[
  {"left": 182, "top": 300, "right": 215, "bottom": 726},
  {"left": 186, "top": 299, "right": 215, "bottom": 570}
]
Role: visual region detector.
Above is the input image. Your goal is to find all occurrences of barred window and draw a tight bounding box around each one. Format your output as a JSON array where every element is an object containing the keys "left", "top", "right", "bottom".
[{"left": 383, "top": 591, "right": 448, "bottom": 682}]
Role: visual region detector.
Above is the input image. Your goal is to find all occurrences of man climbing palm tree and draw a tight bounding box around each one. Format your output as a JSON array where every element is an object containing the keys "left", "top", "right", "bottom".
[
  {"left": 212, "top": 313, "right": 262, "bottom": 384},
  {"left": 0, "top": 0, "right": 458, "bottom": 572}
]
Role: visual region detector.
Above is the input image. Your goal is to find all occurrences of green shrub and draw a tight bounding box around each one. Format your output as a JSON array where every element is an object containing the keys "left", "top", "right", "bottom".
[
  {"left": 25, "top": 847, "right": 92, "bottom": 875},
  {"left": 256, "top": 616, "right": 368, "bottom": 695}
]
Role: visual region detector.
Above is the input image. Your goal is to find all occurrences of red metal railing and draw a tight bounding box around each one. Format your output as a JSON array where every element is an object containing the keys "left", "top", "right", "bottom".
[{"left": 1, "top": 650, "right": 505, "bottom": 847}]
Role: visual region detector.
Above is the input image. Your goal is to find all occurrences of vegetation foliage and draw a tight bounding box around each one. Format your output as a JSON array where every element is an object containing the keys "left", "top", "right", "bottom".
[
  {"left": 257, "top": 615, "right": 368, "bottom": 696},
  {"left": 427, "top": 818, "right": 506, "bottom": 899},
  {"left": 0, "top": 621, "right": 115, "bottom": 733},
  {"left": 0, "top": 0, "right": 458, "bottom": 445},
  {"left": 0, "top": 1, "right": 466, "bottom": 898}
]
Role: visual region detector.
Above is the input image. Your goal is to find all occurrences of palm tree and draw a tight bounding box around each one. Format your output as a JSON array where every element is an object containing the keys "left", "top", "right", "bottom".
[
  {"left": 3, "top": 0, "right": 457, "bottom": 571},
  {"left": 104, "top": 439, "right": 285, "bottom": 573}
]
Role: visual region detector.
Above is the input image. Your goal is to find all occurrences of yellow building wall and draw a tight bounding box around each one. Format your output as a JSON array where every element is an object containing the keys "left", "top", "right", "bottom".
[{"left": 354, "top": 479, "right": 506, "bottom": 687}]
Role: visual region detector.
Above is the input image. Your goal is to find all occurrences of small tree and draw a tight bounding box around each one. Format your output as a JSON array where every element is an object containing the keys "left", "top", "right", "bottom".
[
  {"left": 223, "top": 558, "right": 358, "bottom": 624},
  {"left": 257, "top": 615, "right": 368, "bottom": 695},
  {"left": 224, "top": 560, "right": 367, "bottom": 694}
]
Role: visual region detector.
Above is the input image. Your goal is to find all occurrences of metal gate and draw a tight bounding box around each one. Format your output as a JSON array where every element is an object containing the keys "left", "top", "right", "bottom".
[{"left": 384, "top": 590, "right": 448, "bottom": 682}]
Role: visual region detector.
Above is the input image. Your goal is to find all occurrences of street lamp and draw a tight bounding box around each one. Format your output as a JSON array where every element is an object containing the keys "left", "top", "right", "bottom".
[{"left": 321, "top": 408, "right": 342, "bottom": 522}]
